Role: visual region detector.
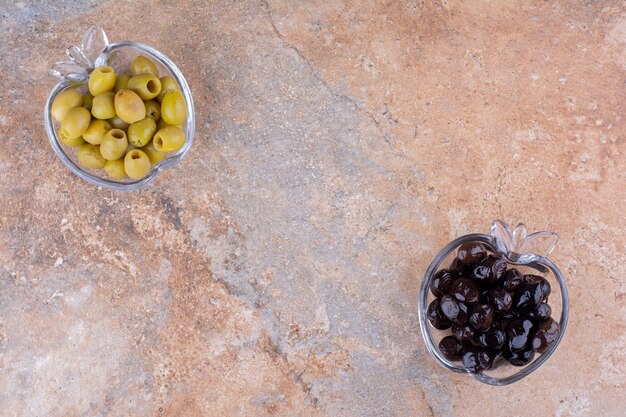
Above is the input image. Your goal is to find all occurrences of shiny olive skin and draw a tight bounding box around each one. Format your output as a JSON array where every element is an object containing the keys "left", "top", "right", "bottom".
[
  {"left": 60, "top": 107, "right": 91, "bottom": 140},
  {"left": 457, "top": 242, "right": 486, "bottom": 265},
  {"left": 531, "top": 318, "right": 560, "bottom": 353},
  {"left": 109, "top": 115, "right": 130, "bottom": 130},
  {"left": 439, "top": 336, "right": 463, "bottom": 360},
  {"left": 161, "top": 90, "right": 186, "bottom": 125},
  {"left": 88, "top": 66, "right": 116, "bottom": 96},
  {"left": 51, "top": 88, "right": 83, "bottom": 122},
  {"left": 153, "top": 126, "right": 185, "bottom": 152},
  {"left": 124, "top": 149, "right": 151, "bottom": 179},
  {"left": 82, "top": 93, "right": 94, "bottom": 110},
  {"left": 82, "top": 119, "right": 112, "bottom": 145},
  {"left": 104, "top": 159, "right": 126, "bottom": 179},
  {"left": 157, "top": 75, "right": 179, "bottom": 102},
  {"left": 144, "top": 100, "right": 161, "bottom": 121},
  {"left": 77, "top": 143, "right": 106, "bottom": 169},
  {"left": 128, "top": 117, "right": 157, "bottom": 147},
  {"left": 127, "top": 74, "right": 161, "bottom": 100},
  {"left": 58, "top": 128, "right": 85, "bottom": 147},
  {"left": 130, "top": 55, "right": 158, "bottom": 76},
  {"left": 91, "top": 92, "right": 116, "bottom": 120},
  {"left": 114, "top": 89, "right": 146, "bottom": 124},
  {"left": 141, "top": 140, "right": 165, "bottom": 165},
  {"left": 430, "top": 269, "right": 453, "bottom": 298},
  {"left": 426, "top": 299, "right": 452, "bottom": 330},
  {"left": 100, "top": 129, "right": 129, "bottom": 160},
  {"left": 115, "top": 73, "right": 130, "bottom": 92}
]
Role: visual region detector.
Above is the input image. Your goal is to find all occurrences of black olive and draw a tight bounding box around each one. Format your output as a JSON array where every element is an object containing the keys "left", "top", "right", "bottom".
[
  {"left": 478, "top": 328, "right": 507, "bottom": 349},
  {"left": 523, "top": 274, "right": 551, "bottom": 299},
  {"left": 439, "top": 335, "right": 463, "bottom": 360},
  {"left": 461, "top": 346, "right": 492, "bottom": 373},
  {"left": 426, "top": 298, "right": 452, "bottom": 330},
  {"left": 485, "top": 288, "right": 513, "bottom": 312},
  {"left": 450, "top": 278, "right": 481, "bottom": 304},
  {"left": 502, "top": 269, "right": 524, "bottom": 292},
  {"left": 512, "top": 283, "right": 543, "bottom": 313},
  {"left": 531, "top": 318, "right": 560, "bottom": 353},
  {"left": 430, "top": 269, "right": 454, "bottom": 297},
  {"left": 506, "top": 347, "right": 535, "bottom": 366},
  {"left": 457, "top": 242, "right": 487, "bottom": 265},
  {"left": 507, "top": 318, "right": 535, "bottom": 352},
  {"left": 451, "top": 323, "right": 476, "bottom": 342},
  {"left": 527, "top": 302, "right": 552, "bottom": 322},
  {"left": 469, "top": 304, "right": 494, "bottom": 331},
  {"left": 472, "top": 256, "right": 505, "bottom": 286}
]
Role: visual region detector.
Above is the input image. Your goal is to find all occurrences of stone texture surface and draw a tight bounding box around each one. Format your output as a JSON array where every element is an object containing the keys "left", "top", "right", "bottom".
[{"left": 0, "top": 0, "right": 625, "bottom": 416}]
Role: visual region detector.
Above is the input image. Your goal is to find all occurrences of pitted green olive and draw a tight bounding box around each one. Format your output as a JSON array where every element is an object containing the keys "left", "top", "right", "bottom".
[
  {"left": 157, "top": 76, "right": 179, "bottom": 102},
  {"left": 58, "top": 128, "right": 85, "bottom": 147},
  {"left": 128, "top": 117, "right": 157, "bottom": 147},
  {"left": 161, "top": 90, "right": 186, "bottom": 126},
  {"left": 124, "top": 149, "right": 151, "bottom": 179},
  {"left": 114, "top": 89, "right": 145, "bottom": 124},
  {"left": 88, "top": 66, "right": 116, "bottom": 96},
  {"left": 130, "top": 56, "right": 158, "bottom": 76},
  {"left": 100, "top": 129, "right": 129, "bottom": 160},
  {"left": 128, "top": 74, "right": 161, "bottom": 100},
  {"left": 153, "top": 126, "right": 185, "bottom": 152},
  {"left": 59, "top": 107, "right": 91, "bottom": 140},
  {"left": 77, "top": 143, "right": 106, "bottom": 169},
  {"left": 83, "top": 119, "right": 112, "bottom": 145},
  {"left": 104, "top": 159, "right": 126, "bottom": 179},
  {"left": 51, "top": 88, "right": 83, "bottom": 122},
  {"left": 91, "top": 92, "right": 116, "bottom": 120}
]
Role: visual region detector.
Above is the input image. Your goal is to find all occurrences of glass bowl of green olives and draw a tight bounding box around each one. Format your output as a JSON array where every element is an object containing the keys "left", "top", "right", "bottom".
[
  {"left": 45, "top": 26, "right": 195, "bottom": 190},
  {"left": 418, "top": 220, "right": 569, "bottom": 386}
]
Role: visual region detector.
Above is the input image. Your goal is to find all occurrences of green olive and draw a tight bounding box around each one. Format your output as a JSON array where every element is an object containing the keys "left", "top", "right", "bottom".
[
  {"left": 127, "top": 117, "right": 157, "bottom": 147},
  {"left": 157, "top": 76, "right": 179, "bottom": 102},
  {"left": 83, "top": 119, "right": 112, "bottom": 145},
  {"left": 144, "top": 100, "right": 161, "bottom": 120},
  {"left": 77, "top": 143, "right": 106, "bottom": 169},
  {"left": 124, "top": 149, "right": 152, "bottom": 179},
  {"left": 130, "top": 55, "right": 158, "bottom": 76},
  {"left": 58, "top": 128, "right": 85, "bottom": 147},
  {"left": 100, "top": 129, "right": 129, "bottom": 160},
  {"left": 82, "top": 93, "right": 94, "bottom": 111},
  {"left": 59, "top": 107, "right": 91, "bottom": 140},
  {"left": 109, "top": 115, "right": 130, "bottom": 130},
  {"left": 91, "top": 92, "right": 116, "bottom": 120},
  {"left": 88, "top": 66, "right": 116, "bottom": 96},
  {"left": 127, "top": 74, "right": 161, "bottom": 100},
  {"left": 115, "top": 74, "right": 130, "bottom": 92},
  {"left": 141, "top": 140, "right": 165, "bottom": 165},
  {"left": 114, "top": 89, "right": 145, "bottom": 124},
  {"left": 161, "top": 90, "right": 186, "bottom": 126},
  {"left": 51, "top": 88, "right": 83, "bottom": 122},
  {"left": 153, "top": 126, "right": 185, "bottom": 152},
  {"left": 104, "top": 159, "right": 126, "bottom": 179},
  {"left": 157, "top": 118, "right": 181, "bottom": 130}
]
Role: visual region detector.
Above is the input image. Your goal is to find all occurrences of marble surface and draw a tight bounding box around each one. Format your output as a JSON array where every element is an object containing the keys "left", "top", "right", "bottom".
[{"left": 0, "top": 1, "right": 625, "bottom": 416}]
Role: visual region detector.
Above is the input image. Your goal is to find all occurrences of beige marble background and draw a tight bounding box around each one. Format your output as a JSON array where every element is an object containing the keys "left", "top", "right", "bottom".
[{"left": 0, "top": 0, "right": 625, "bottom": 416}]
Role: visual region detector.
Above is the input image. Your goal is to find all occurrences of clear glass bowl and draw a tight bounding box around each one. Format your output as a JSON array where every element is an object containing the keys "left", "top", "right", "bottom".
[
  {"left": 44, "top": 26, "right": 195, "bottom": 190},
  {"left": 418, "top": 220, "right": 569, "bottom": 386}
]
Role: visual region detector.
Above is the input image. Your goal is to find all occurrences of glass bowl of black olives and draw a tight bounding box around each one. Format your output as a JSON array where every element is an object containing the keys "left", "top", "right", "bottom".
[
  {"left": 418, "top": 220, "right": 569, "bottom": 386},
  {"left": 44, "top": 26, "right": 195, "bottom": 190}
]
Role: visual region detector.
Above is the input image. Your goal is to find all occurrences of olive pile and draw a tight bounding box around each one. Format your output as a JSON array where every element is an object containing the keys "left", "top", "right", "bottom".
[
  {"left": 427, "top": 242, "right": 560, "bottom": 374},
  {"left": 51, "top": 55, "right": 187, "bottom": 180}
]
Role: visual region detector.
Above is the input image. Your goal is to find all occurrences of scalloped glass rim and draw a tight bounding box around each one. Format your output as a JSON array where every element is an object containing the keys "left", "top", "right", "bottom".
[
  {"left": 44, "top": 41, "right": 195, "bottom": 190},
  {"left": 418, "top": 232, "right": 569, "bottom": 386}
]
